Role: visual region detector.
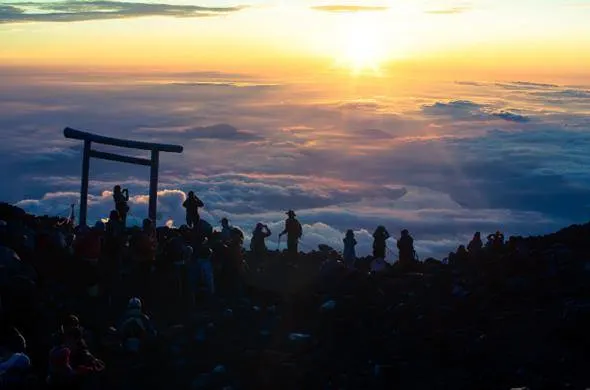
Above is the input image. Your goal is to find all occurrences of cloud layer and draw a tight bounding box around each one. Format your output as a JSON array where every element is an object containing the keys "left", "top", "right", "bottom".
[
  {"left": 0, "top": 1, "right": 245, "bottom": 24},
  {"left": 1, "top": 70, "right": 589, "bottom": 258},
  {"left": 311, "top": 5, "right": 388, "bottom": 13}
]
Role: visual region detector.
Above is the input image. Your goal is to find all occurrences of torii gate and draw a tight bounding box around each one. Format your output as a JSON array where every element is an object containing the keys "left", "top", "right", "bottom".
[{"left": 64, "top": 127, "right": 183, "bottom": 226}]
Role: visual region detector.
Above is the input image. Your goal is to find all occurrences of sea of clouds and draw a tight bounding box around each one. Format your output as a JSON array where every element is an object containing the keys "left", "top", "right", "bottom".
[{"left": 1, "top": 69, "right": 589, "bottom": 258}]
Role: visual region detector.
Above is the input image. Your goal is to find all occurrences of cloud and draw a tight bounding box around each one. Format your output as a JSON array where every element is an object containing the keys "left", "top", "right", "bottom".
[
  {"left": 455, "top": 81, "right": 484, "bottom": 86},
  {"left": 170, "top": 82, "right": 280, "bottom": 89},
  {"left": 425, "top": 6, "right": 470, "bottom": 14},
  {"left": 0, "top": 0, "right": 245, "bottom": 24},
  {"left": 422, "top": 100, "right": 531, "bottom": 123},
  {"left": 497, "top": 81, "right": 560, "bottom": 90},
  {"left": 489, "top": 111, "right": 530, "bottom": 123},
  {"left": 186, "top": 124, "right": 262, "bottom": 141},
  {"left": 337, "top": 99, "right": 386, "bottom": 111},
  {"left": 311, "top": 5, "right": 388, "bottom": 12}
]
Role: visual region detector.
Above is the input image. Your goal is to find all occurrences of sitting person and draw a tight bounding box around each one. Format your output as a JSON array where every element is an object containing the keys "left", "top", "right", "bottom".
[
  {"left": 47, "top": 327, "right": 104, "bottom": 389},
  {"left": 117, "top": 297, "right": 157, "bottom": 353}
]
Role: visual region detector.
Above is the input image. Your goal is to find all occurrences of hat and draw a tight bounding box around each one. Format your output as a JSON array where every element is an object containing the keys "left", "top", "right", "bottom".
[{"left": 286, "top": 210, "right": 296, "bottom": 217}]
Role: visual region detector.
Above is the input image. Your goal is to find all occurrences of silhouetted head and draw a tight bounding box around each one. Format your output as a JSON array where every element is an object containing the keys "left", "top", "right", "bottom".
[
  {"left": 128, "top": 297, "right": 142, "bottom": 310},
  {"left": 346, "top": 229, "right": 354, "bottom": 237},
  {"left": 62, "top": 314, "right": 80, "bottom": 332},
  {"left": 286, "top": 210, "right": 296, "bottom": 218},
  {"left": 188, "top": 191, "right": 194, "bottom": 198},
  {"left": 401, "top": 229, "right": 409, "bottom": 236},
  {"left": 93, "top": 221, "right": 105, "bottom": 232},
  {"left": 474, "top": 231, "right": 481, "bottom": 239},
  {"left": 231, "top": 227, "right": 244, "bottom": 244},
  {"left": 114, "top": 185, "right": 121, "bottom": 193},
  {"left": 142, "top": 218, "right": 153, "bottom": 231},
  {"left": 221, "top": 217, "right": 229, "bottom": 227},
  {"left": 255, "top": 222, "right": 264, "bottom": 230}
]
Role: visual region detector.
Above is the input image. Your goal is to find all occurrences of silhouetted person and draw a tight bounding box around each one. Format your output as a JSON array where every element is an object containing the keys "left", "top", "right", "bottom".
[
  {"left": 279, "top": 210, "right": 302, "bottom": 255},
  {"left": 250, "top": 223, "right": 271, "bottom": 256},
  {"left": 220, "top": 217, "right": 233, "bottom": 242},
  {"left": 453, "top": 244, "right": 468, "bottom": 265},
  {"left": 118, "top": 297, "right": 156, "bottom": 353},
  {"left": 183, "top": 191, "right": 204, "bottom": 228},
  {"left": 487, "top": 230, "right": 505, "bottom": 251},
  {"left": 227, "top": 227, "right": 246, "bottom": 299},
  {"left": 372, "top": 225, "right": 390, "bottom": 259},
  {"left": 397, "top": 229, "right": 416, "bottom": 265},
  {"left": 342, "top": 229, "right": 357, "bottom": 268},
  {"left": 113, "top": 185, "right": 129, "bottom": 227},
  {"left": 467, "top": 231, "right": 483, "bottom": 257}
]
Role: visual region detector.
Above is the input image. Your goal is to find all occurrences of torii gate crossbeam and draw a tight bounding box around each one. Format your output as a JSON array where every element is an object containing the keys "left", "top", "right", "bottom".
[{"left": 64, "top": 127, "right": 183, "bottom": 226}]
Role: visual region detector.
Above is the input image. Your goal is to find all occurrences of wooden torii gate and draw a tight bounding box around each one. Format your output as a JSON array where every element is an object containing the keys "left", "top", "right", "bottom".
[{"left": 64, "top": 127, "right": 183, "bottom": 226}]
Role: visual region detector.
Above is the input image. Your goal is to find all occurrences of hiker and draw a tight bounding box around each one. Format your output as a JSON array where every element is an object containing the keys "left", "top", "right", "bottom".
[
  {"left": 48, "top": 327, "right": 104, "bottom": 389},
  {"left": 117, "top": 297, "right": 157, "bottom": 353},
  {"left": 129, "top": 219, "right": 157, "bottom": 295},
  {"left": 183, "top": 191, "right": 204, "bottom": 228},
  {"left": 372, "top": 226, "right": 390, "bottom": 259},
  {"left": 112, "top": 185, "right": 129, "bottom": 227},
  {"left": 226, "top": 227, "right": 246, "bottom": 299},
  {"left": 342, "top": 229, "right": 357, "bottom": 268},
  {"left": 397, "top": 229, "right": 416, "bottom": 265},
  {"left": 250, "top": 223, "right": 271, "bottom": 256},
  {"left": 451, "top": 245, "right": 469, "bottom": 265},
  {"left": 487, "top": 230, "right": 505, "bottom": 251},
  {"left": 73, "top": 221, "right": 103, "bottom": 263},
  {"left": 219, "top": 217, "right": 233, "bottom": 242},
  {"left": 188, "top": 243, "right": 214, "bottom": 304},
  {"left": 467, "top": 231, "right": 483, "bottom": 257},
  {"left": 279, "top": 210, "right": 302, "bottom": 255}
]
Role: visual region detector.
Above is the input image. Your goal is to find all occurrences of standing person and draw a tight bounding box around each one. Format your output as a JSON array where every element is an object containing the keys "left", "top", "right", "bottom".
[
  {"left": 219, "top": 218, "right": 232, "bottom": 242},
  {"left": 467, "top": 231, "right": 483, "bottom": 257},
  {"left": 113, "top": 185, "right": 129, "bottom": 227},
  {"left": 250, "top": 223, "right": 271, "bottom": 257},
  {"left": 342, "top": 229, "right": 357, "bottom": 268},
  {"left": 372, "top": 226, "right": 390, "bottom": 259},
  {"left": 397, "top": 229, "right": 416, "bottom": 266},
  {"left": 182, "top": 191, "right": 204, "bottom": 228},
  {"left": 228, "top": 227, "right": 247, "bottom": 299},
  {"left": 279, "top": 210, "right": 302, "bottom": 256}
]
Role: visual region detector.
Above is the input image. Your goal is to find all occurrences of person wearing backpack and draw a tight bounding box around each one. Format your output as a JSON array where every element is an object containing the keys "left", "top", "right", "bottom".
[
  {"left": 117, "top": 297, "right": 157, "bottom": 354},
  {"left": 279, "top": 210, "right": 302, "bottom": 256}
]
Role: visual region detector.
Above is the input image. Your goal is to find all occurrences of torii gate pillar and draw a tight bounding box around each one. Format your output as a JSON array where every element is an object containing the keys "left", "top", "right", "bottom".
[{"left": 64, "top": 127, "right": 183, "bottom": 226}]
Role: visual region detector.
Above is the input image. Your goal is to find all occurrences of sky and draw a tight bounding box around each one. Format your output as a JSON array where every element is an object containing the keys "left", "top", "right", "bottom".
[{"left": 1, "top": 0, "right": 590, "bottom": 258}]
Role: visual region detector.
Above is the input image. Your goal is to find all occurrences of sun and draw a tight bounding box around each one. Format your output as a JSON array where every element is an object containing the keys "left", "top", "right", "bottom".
[{"left": 336, "top": 14, "right": 388, "bottom": 74}]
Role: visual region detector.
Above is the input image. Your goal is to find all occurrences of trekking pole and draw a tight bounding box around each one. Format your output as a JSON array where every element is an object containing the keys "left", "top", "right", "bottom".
[{"left": 277, "top": 235, "right": 282, "bottom": 251}]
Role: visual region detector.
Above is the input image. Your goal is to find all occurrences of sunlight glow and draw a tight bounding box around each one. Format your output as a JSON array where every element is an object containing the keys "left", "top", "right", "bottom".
[{"left": 336, "top": 14, "right": 388, "bottom": 74}]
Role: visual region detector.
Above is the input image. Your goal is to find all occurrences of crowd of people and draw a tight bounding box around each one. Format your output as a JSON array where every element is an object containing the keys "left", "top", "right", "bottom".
[{"left": 0, "top": 186, "right": 587, "bottom": 389}]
